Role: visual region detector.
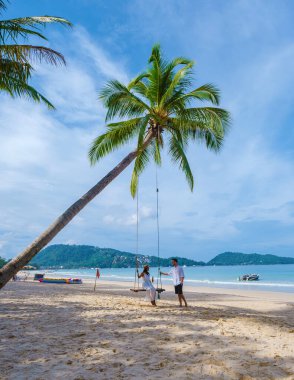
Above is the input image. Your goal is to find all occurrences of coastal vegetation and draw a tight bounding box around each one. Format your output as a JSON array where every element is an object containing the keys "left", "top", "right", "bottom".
[
  {"left": 0, "top": 0, "right": 71, "bottom": 108},
  {"left": 29, "top": 244, "right": 294, "bottom": 269},
  {"left": 0, "top": 256, "right": 7, "bottom": 268},
  {"left": 0, "top": 45, "right": 230, "bottom": 288},
  {"left": 208, "top": 251, "right": 294, "bottom": 266},
  {"left": 30, "top": 244, "right": 205, "bottom": 269}
]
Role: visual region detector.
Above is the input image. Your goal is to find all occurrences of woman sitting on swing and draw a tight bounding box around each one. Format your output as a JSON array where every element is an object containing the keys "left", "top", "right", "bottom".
[{"left": 137, "top": 265, "right": 157, "bottom": 306}]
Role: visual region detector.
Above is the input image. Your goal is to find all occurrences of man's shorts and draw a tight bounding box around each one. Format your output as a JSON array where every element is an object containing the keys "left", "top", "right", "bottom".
[{"left": 174, "top": 283, "right": 183, "bottom": 295}]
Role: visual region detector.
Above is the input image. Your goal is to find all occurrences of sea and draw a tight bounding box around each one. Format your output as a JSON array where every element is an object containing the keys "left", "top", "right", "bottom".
[{"left": 41, "top": 264, "right": 294, "bottom": 294}]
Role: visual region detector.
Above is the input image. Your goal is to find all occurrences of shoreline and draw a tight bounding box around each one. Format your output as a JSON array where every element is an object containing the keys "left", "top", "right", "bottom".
[{"left": 18, "top": 269, "right": 294, "bottom": 295}]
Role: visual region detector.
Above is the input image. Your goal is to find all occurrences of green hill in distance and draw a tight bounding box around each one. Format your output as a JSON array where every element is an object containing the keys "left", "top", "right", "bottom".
[
  {"left": 0, "top": 257, "right": 7, "bottom": 268},
  {"left": 30, "top": 244, "right": 205, "bottom": 269},
  {"left": 29, "top": 245, "right": 294, "bottom": 269},
  {"left": 207, "top": 252, "right": 294, "bottom": 266}
]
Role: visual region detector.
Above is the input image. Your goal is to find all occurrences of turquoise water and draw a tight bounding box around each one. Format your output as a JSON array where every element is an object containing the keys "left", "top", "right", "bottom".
[{"left": 42, "top": 264, "right": 294, "bottom": 293}]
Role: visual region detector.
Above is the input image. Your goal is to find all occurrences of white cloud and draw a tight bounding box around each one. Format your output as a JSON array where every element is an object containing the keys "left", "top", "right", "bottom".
[
  {"left": 103, "top": 205, "right": 155, "bottom": 227},
  {"left": 73, "top": 26, "right": 129, "bottom": 84}
]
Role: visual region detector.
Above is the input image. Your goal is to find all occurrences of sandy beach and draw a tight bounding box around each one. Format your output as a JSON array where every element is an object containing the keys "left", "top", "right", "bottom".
[{"left": 1, "top": 279, "right": 294, "bottom": 380}]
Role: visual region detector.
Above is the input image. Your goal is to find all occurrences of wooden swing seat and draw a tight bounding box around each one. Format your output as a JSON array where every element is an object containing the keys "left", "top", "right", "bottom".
[{"left": 130, "top": 288, "right": 165, "bottom": 293}]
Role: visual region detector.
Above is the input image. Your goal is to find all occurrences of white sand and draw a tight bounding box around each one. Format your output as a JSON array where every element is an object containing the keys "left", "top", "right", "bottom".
[{"left": 1, "top": 279, "right": 294, "bottom": 379}]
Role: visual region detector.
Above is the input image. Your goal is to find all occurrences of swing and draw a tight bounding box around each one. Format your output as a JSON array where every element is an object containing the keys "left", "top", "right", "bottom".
[
  {"left": 130, "top": 169, "right": 165, "bottom": 297},
  {"left": 129, "top": 256, "right": 165, "bottom": 294},
  {"left": 129, "top": 256, "right": 147, "bottom": 292}
]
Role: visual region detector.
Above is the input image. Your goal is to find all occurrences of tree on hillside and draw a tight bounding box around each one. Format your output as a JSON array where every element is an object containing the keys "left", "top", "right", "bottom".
[
  {"left": 0, "top": 256, "right": 7, "bottom": 268},
  {"left": 0, "top": 0, "right": 71, "bottom": 108},
  {"left": 0, "top": 44, "right": 230, "bottom": 289}
]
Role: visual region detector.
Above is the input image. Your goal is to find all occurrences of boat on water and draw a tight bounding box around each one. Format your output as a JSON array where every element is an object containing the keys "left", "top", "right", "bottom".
[
  {"left": 238, "top": 274, "right": 259, "bottom": 281},
  {"left": 39, "top": 278, "right": 82, "bottom": 284},
  {"left": 34, "top": 273, "right": 44, "bottom": 281}
]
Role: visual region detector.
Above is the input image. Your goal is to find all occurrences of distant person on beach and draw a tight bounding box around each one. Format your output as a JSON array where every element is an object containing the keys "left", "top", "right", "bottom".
[
  {"left": 161, "top": 258, "right": 188, "bottom": 307},
  {"left": 138, "top": 265, "right": 157, "bottom": 306}
]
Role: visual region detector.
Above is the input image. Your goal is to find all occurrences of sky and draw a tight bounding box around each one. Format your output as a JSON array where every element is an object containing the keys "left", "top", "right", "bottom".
[{"left": 1, "top": 0, "right": 294, "bottom": 261}]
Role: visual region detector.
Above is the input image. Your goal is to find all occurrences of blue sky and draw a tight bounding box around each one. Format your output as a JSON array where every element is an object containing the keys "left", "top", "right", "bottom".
[{"left": 1, "top": 0, "right": 294, "bottom": 261}]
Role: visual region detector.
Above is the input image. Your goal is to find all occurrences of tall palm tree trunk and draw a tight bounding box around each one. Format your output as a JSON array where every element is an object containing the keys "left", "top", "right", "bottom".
[{"left": 0, "top": 134, "right": 154, "bottom": 289}]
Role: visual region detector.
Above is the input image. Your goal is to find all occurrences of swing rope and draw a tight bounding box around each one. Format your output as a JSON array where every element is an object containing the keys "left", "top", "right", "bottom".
[
  {"left": 130, "top": 172, "right": 165, "bottom": 295},
  {"left": 132, "top": 182, "right": 140, "bottom": 291},
  {"left": 155, "top": 166, "right": 164, "bottom": 298}
]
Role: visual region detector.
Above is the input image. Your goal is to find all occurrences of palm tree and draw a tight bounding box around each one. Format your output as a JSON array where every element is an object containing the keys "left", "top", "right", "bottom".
[
  {"left": 0, "top": 0, "right": 71, "bottom": 109},
  {"left": 0, "top": 45, "right": 230, "bottom": 289}
]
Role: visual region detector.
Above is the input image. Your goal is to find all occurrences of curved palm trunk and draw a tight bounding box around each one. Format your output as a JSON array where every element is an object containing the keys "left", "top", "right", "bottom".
[{"left": 0, "top": 134, "right": 154, "bottom": 289}]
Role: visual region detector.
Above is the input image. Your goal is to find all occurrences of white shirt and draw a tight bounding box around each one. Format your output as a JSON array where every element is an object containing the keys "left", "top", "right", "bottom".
[{"left": 168, "top": 266, "right": 185, "bottom": 286}]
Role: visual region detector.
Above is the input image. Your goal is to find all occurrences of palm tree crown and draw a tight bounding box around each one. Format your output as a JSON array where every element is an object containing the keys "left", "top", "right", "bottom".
[
  {"left": 89, "top": 44, "right": 230, "bottom": 197},
  {"left": 0, "top": 0, "right": 71, "bottom": 108}
]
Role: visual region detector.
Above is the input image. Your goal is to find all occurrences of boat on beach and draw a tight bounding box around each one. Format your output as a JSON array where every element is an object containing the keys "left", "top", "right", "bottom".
[
  {"left": 238, "top": 274, "right": 259, "bottom": 281},
  {"left": 39, "top": 278, "right": 82, "bottom": 284}
]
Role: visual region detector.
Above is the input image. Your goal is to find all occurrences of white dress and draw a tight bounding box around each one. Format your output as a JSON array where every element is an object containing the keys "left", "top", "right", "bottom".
[{"left": 142, "top": 273, "right": 156, "bottom": 301}]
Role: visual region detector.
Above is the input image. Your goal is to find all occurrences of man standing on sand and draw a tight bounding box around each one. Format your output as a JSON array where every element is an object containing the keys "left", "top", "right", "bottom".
[{"left": 161, "top": 258, "right": 188, "bottom": 307}]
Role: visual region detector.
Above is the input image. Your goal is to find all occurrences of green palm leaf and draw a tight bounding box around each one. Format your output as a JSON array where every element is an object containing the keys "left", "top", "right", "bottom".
[
  {"left": 89, "top": 116, "right": 150, "bottom": 165},
  {"left": 168, "top": 132, "right": 194, "bottom": 191},
  {"left": 159, "top": 61, "right": 194, "bottom": 107},
  {"left": 99, "top": 80, "right": 151, "bottom": 121},
  {"left": 0, "top": 16, "right": 72, "bottom": 43},
  {"left": 0, "top": 4, "right": 71, "bottom": 108},
  {"left": 130, "top": 145, "right": 151, "bottom": 197},
  {"left": 0, "top": 73, "right": 54, "bottom": 108},
  {"left": 130, "top": 115, "right": 152, "bottom": 196},
  {"left": 1, "top": 44, "right": 66, "bottom": 65}
]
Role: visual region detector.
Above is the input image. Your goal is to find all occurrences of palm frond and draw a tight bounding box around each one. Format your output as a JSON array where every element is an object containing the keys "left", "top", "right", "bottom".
[
  {"left": 0, "top": 73, "right": 54, "bottom": 108},
  {"left": 151, "top": 138, "right": 162, "bottom": 166},
  {"left": 167, "top": 57, "right": 193, "bottom": 70},
  {"left": 0, "top": 58, "right": 31, "bottom": 81},
  {"left": 0, "top": 16, "right": 71, "bottom": 43},
  {"left": 147, "top": 43, "right": 172, "bottom": 106},
  {"left": 130, "top": 145, "right": 151, "bottom": 197},
  {"left": 99, "top": 80, "right": 151, "bottom": 122},
  {"left": 0, "top": 23, "right": 47, "bottom": 43},
  {"left": 127, "top": 72, "right": 150, "bottom": 100},
  {"left": 160, "top": 57, "right": 193, "bottom": 94},
  {"left": 3, "top": 16, "right": 72, "bottom": 29},
  {"left": 183, "top": 83, "right": 220, "bottom": 105},
  {"left": 129, "top": 115, "right": 153, "bottom": 197},
  {"left": 127, "top": 72, "right": 149, "bottom": 90},
  {"left": 171, "top": 107, "right": 230, "bottom": 151},
  {"left": 148, "top": 44, "right": 162, "bottom": 65},
  {"left": 168, "top": 133, "right": 194, "bottom": 191},
  {"left": 0, "top": 44, "right": 66, "bottom": 65},
  {"left": 89, "top": 116, "right": 149, "bottom": 165},
  {"left": 160, "top": 61, "right": 194, "bottom": 107},
  {"left": 0, "top": 5, "right": 71, "bottom": 109}
]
